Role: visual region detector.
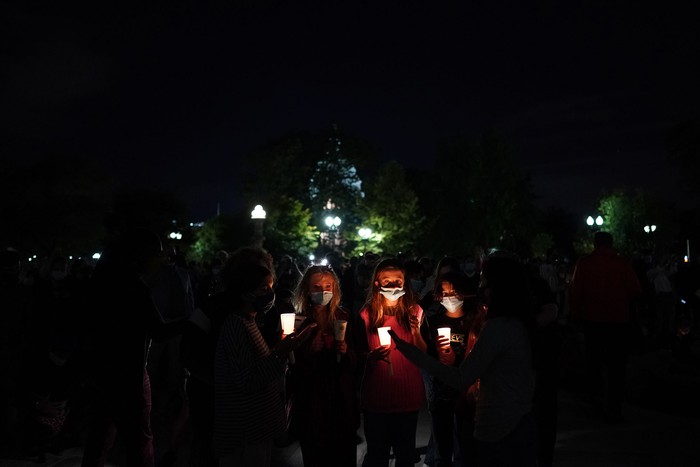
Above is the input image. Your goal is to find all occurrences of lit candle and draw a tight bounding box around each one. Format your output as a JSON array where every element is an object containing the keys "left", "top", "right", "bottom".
[
  {"left": 333, "top": 320, "right": 347, "bottom": 363},
  {"left": 280, "top": 313, "right": 297, "bottom": 363},
  {"left": 377, "top": 326, "right": 393, "bottom": 376}
]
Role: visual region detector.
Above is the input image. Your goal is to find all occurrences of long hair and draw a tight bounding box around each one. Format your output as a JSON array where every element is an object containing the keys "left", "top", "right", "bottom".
[
  {"left": 365, "top": 258, "right": 415, "bottom": 332},
  {"left": 292, "top": 265, "right": 343, "bottom": 327}
]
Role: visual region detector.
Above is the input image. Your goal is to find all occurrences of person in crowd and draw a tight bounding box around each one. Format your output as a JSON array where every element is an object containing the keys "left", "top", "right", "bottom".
[
  {"left": 80, "top": 228, "right": 187, "bottom": 467},
  {"left": 646, "top": 255, "right": 677, "bottom": 349},
  {"left": 355, "top": 258, "right": 427, "bottom": 467},
  {"left": 183, "top": 247, "right": 275, "bottom": 467},
  {"left": 289, "top": 265, "right": 360, "bottom": 466},
  {"left": 569, "top": 231, "right": 642, "bottom": 423},
  {"left": 420, "top": 256, "right": 463, "bottom": 317},
  {"left": 389, "top": 254, "right": 537, "bottom": 467},
  {"left": 527, "top": 261, "right": 562, "bottom": 467},
  {"left": 0, "top": 249, "right": 32, "bottom": 453},
  {"left": 423, "top": 271, "right": 480, "bottom": 467},
  {"left": 213, "top": 252, "right": 315, "bottom": 467},
  {"left": 276, "top": 254, "right": 303, "bottom": 296},
  {"left": 143, "top": 244, "right": 195, "bottom": 466}
]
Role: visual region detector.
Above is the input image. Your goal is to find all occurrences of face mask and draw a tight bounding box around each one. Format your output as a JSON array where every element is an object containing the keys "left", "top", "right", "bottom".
[
  {"left": 51, "top": 271, "right": 67, "bottom": 281},
  {"left": 379, "top": 287, "right": 405, "bottom": 301},
  {"left": 311, "top": 291, "right": 333, "bottom": 306},
  {"left": 248, "top": 290, "right": 276, "bottom": 313},
  {"left": 410, "top": 279, "right": 424, "bottom": 293},
  {"left": 441, "top": 296, "right": 464, "bottom": 312},
  {"left": 462, "top": 262, "right": 477, "bottom": 276}
]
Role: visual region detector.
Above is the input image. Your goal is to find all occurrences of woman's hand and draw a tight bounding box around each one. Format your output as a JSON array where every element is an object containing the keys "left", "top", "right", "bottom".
[
  {"left": 274, "top": 323, "right": 317, "bottom": 356},
  {"left": 368, "top": 345, "right": 391, "bottom": 364},
  {"left": 334, "top": 339, "right": 347, "bottom": 355},
  {"left": 436, "top": 335, "right": 455, "bottom": 366}
]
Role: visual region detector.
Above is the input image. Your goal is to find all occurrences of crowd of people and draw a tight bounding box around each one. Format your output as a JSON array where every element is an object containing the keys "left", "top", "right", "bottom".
[{"left": 1, "top": 228, "right": 699, "bottom": 467}]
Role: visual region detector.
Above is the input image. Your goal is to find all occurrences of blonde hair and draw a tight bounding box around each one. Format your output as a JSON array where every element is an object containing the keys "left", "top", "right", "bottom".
[
  {"left": 292, "top": 265, "right": 343, "bottom": 329},
  {"left": 365, "top": 258, "right": 415, "bottom": 332}
]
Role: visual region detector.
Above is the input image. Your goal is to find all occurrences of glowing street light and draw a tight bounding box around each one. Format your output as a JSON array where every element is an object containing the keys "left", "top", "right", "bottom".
[
  {"left": 325, "top": 216, "right": 341, "bottom": 228},
  {"left": 251, "top": 204, "right": 266, "bottom": 248},
  {"left": 643, "top": 224, "right": 657, "bottom": 233},
  {"left": 586, "top": 215, "right": 604, "bottom": 227},
  {"left": 168, "top": 231, "right": 183, "bottom": 240},
  {"left": 358, "top": 227, "right": 372, "bottom": 240}
]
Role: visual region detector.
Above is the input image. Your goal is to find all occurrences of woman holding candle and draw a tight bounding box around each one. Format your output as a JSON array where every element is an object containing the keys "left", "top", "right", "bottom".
[
  {"left": 356, "top": 258, "right": 427, "bottom": 467},
  {"left": 389, "top": 254, "right": 537, "bottom": 467},
  {"left": 289, "top": 265, "right": 360, "bottom": 467},
  {"left": 424, "top": 271, "right": 480, "bottom": 467},
  {"left": 213, "top": 254, "right": 315, "bottom": 467}
]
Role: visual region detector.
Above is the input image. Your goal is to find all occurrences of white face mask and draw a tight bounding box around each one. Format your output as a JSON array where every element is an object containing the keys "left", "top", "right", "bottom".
[
  {"left": 379, "top": 287, "right": 405, "bottom": 301},
  {"left": 441, "top": 296, "right": 464, "bottom": 312},
  {"left": 311, "top": 291, "right": 333, "bottom": 306}
]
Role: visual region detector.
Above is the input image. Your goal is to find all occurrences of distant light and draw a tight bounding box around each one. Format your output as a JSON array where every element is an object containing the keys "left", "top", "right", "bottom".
[
  {"left": 333, "top": 216, "right": 341, "bottom": 227},
  {"left": 684, "top": 255, "right": 689, "bottom": 263},
  {"left": 251, "top": 205, "right": 266, "bottom": 220},
  {"left": 169, "top": 232, "right": 182, "bottom": 240},
  {"left": 320, "top": 258, "right": 328, "bottom": 266},
  {"left": 644, "top": 225, "right": 650, "bottom": 233},
  {"left": 92, "top": 252, "right": 101, "bottom": 260},
  {"left": 69, "top": 256, "right": 73, "bottom": 260},
  {"left": 595, "top": 216, "right": 604, "bottom": 226},
  {"left": 33, "top": 255, "right": 37, "bottom": 259},
  {"left": 28, "top": 257, "right": 32, "bottom": 262},
  {"left": 309, "top": 254, "right": 315, "bottom": 261},
  {"left": 681, "top": 299, "right": 687, "bottom": 304},
  {"left": 359, "top": 227, "right": 372, "bottom": 239},
  {"left": 586, "top": 216, "right": 594, "bottom": 226},
  {"left": 325, "top": 216, "right": 334, "bottom": 227},
  {"left": 651, "top": 225, "right": 657, "bottom": 232}
]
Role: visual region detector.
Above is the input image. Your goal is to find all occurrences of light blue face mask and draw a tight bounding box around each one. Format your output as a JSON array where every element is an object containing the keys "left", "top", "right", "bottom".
[
  {"left": 379, "top": 287, "right": 406, "bottom": 301},
  {"left": 311, "top": 290, "right": 333, "bottom": 306}
]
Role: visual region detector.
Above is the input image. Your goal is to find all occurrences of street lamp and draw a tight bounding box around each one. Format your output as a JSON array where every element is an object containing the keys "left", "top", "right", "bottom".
[
  {"left": 358, "top": 227, "right": 372, "bottom": 253},
  {"left": 325, "top": 216, "right": 341, "bottom": 248},
  {"left": 251, "top": 204, "right": 266, "bottom": 248},
  {"left": 586, "top": 215, "right": 604, "bottom": 230},
  {"left": 643, "top": 224, "right": 657, "bottom": 233}
]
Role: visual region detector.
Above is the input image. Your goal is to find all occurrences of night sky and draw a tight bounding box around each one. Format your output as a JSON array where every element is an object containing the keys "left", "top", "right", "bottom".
[{"left": 2, "top": 2, "right": 698, "bottom": 221}]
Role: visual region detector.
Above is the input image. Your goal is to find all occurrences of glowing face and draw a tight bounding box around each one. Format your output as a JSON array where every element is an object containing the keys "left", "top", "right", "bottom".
[
  {"left": 376, "top": 269, "right": 404, "bottom": 289},
  {"left": 309, "top": 272, "right": 334, "bottom": 294},
  {"left": 440, "top": 281, "right": 461, "bottom": 299}
]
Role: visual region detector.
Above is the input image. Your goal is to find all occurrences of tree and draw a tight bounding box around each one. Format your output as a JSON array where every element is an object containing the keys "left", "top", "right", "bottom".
[
  {"left": 263, "top": 196, "right": 319, "bottom": 260},
  {"left": 593, "top": 188, "right": 680, "bottom": 256},
  {"left": 357, "top": 160, "right": 426, "bottom": 256},
  {"left": 426, "top": 132, "right": 536, "bottom": 256},
  {"left": 187, "top": 212, "right": 252, "bottom": 264}
]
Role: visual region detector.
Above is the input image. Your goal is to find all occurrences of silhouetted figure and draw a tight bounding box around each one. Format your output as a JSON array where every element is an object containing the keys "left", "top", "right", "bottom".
[
  {"left": 569, "top": 231, "right": 642, "bottom": 423},
  {"left": 80, "top": 228, "right": 185, "bottom": 467}
]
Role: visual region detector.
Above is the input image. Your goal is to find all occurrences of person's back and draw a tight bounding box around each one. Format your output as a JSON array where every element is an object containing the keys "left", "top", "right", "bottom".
[{"left": 570, "top": 233, "right": 641, "bottom": 323}]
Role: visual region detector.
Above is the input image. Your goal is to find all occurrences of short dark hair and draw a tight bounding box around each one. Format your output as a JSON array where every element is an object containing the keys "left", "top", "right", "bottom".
[{"left": 594, "top": 231, "right": 613, "bottom": 247}]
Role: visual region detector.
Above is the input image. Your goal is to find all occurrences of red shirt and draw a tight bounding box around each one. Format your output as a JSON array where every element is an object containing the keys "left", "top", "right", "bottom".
[
  {"left": 569, "top": 246, "right": 642, "bottom": 323},
  {"left": 359, "top": 307, "right": 425, "bottom": 413}
]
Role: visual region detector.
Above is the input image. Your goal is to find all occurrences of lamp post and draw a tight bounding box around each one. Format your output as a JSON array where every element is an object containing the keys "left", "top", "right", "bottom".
[
  {"left": 358, "top": 227, "right": 372, "bottom": 253},
  {"left": 251, "top": 204, "right": 266, "bottom": 248},
  {"left": 325, "top": 215, "right": 341, "bottom": 249},
  {"left": 586, "top": 215, "right": 604, "bottom": 231}
]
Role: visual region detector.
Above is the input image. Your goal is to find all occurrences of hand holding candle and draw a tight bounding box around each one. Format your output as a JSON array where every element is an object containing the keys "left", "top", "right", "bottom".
[
  {"left": 377, "top": 326, "right": 393, "bottom": 376},
  {"left": 280, "top": 313, "right": 297, "bottom": 363},
  {"left": 436, "top": 327, "right": 454, "bottom": 365},
  {"left": 333, "top": 320, "right": 348, "bottom": 362}
]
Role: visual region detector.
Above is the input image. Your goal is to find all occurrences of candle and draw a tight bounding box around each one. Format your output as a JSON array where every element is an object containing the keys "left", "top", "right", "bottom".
[
  {"left": 280, "top": 313, "right": 297, "bottom": 363},
  {"left": 437, "top": 327, "right": 451, "bottom": 341},
  {"left": 333, "top": 320, "right": 348, "bottom": 362},
  {"left": 280, "top": 313, "right": 296, "bottom": 335},
  {"left": 377, "top": 326, "right": 393, "bottom": 376}
]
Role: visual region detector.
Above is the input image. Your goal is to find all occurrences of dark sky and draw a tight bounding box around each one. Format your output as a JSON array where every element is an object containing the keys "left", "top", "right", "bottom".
[{"left": 2, "top": 2, "right": 698, "bottom": 220}]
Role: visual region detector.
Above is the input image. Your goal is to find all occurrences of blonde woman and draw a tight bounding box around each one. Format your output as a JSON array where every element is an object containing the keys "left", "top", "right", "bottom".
[{"left": 289, "top": 265, "right": 359, "bottom": 467}]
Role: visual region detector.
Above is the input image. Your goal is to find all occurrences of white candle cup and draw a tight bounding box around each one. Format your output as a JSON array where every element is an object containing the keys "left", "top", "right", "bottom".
[
  {"left": 437, "top": 327, "right": 451, "bottom": 352},
  {"left": 377, "top": 326, "right": 393, "bottom": 376},
  {"left": 280, "top": 313, "right": 296, "bottom": 335},
  {"left": 280, "top": 313, "right": 297, "bottom": 364},
  {"left": 334, "top": 320, "right": 348, "bottom": 362}
]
